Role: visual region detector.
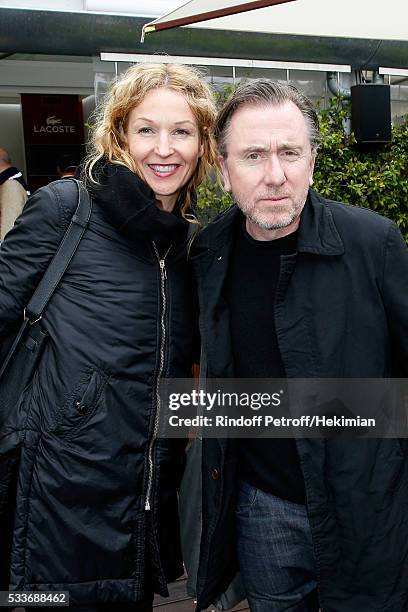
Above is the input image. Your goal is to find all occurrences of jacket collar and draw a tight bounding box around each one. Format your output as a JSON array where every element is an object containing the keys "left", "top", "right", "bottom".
[
  {"left": 297, "top": 190, "right": 344, "bottom": 256},
  {"left": 88, "top": 161, "right": 190, "bottom": 245},
  {"left": 196, "top": 189, "right": 344, "bottom": 257}
]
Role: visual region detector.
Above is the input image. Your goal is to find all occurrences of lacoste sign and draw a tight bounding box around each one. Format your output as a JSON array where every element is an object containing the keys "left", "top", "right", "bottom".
[{"left": 33, "top": 115, "right": 76, "bottom": 134}]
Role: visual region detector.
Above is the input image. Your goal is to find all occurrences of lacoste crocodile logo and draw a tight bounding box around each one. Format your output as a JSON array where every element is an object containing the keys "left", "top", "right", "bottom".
[{"left": 46, "top": 116, "right": 62, "bottom": 126}]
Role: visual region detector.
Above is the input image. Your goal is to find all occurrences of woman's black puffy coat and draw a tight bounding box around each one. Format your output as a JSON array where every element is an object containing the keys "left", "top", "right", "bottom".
[{"left": 0, "top": 167, "right": 195, "bottom": 605}]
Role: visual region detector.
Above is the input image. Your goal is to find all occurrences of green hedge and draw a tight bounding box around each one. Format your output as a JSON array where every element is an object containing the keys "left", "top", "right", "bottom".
[{"left": 196, "top": 96, "right": 408, "bottom": 241}]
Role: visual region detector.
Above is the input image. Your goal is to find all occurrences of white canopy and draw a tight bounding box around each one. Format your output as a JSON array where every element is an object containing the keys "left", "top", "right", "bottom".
[{"left": 142, "top": 0, "right": 408, "bottom": 42}]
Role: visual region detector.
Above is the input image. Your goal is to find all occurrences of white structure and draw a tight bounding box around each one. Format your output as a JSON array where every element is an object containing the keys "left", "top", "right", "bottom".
[
  {"left": 144, "top": 0, "right": 408, "bottom": 41},
  {"left": 0, "top": 0, "right": 179, "bottom": 17}
]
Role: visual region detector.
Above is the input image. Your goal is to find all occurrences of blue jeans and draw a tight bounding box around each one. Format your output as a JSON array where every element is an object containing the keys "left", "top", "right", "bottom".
[{"left": 236, "top": 481, "right": 318, "bottom": 612}]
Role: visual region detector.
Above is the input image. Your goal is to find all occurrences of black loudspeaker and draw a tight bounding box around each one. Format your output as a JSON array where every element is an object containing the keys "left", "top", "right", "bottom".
[{"left": 351, "top": 84, "right": 391, "bottom": 144}]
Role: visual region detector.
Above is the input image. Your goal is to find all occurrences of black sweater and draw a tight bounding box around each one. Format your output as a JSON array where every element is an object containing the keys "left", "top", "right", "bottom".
[{"left": 223, "top": 215, "right": 305, "bottom": 504}]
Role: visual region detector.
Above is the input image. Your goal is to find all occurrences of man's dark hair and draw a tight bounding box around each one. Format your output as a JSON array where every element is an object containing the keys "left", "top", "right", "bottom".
[
  {"left": 216, "top": 79, "right": 320, "bottom": 157},
  {"left": 57, "top": 153, "right": 79, "bottom": 174}
]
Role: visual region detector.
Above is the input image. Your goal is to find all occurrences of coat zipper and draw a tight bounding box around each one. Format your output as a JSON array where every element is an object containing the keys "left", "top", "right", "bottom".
[{"left": 145, "top": 242, "right": 172, "bottom": 511}]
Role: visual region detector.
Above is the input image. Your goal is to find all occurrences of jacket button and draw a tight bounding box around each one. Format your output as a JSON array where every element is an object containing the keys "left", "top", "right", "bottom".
[
  {"left": 211, "top": 467, "right": 220, "bottom": 480},
  {"left": 76, "top": 401, "right": 88, "bottom": 415}
]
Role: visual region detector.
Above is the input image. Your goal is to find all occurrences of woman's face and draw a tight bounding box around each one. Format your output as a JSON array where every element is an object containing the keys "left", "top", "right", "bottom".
[{"left": 125, "top": 87, "right": 203, "bottom": 212}]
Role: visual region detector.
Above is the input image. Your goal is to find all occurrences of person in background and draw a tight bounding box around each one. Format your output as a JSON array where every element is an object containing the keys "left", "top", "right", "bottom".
[
  {"left": 56, "top": 153, "right": 80, "bottom": 178},
  {"left": 0, "top": 63, "right": 217, "bottom": 611},
  {"left": 0, "top": 147, "right": 30, "bottom": 240},
  {"left": 192, "top": 79, "right": 408, "bottom": 612}
]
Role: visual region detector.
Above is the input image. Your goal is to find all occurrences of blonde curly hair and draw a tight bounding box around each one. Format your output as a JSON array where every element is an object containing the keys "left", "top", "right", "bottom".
[{"left": 84, "top": 62, "right": 218, "bottom": 215}]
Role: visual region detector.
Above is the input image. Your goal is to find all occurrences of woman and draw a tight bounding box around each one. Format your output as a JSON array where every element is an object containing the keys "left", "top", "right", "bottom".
[{"left": 0, "top": 63, "right": 217, "bottom": 611}]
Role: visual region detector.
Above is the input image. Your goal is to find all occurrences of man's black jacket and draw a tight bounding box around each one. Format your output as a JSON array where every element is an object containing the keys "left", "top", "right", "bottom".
[{"left": 192, "top": 190, "right": 408, "bottom": 612}]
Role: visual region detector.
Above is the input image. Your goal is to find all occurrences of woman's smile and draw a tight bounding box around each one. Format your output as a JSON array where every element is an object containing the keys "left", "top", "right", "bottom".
[{"left": 147, "top": 163, "right": 181, "bottom": 178}]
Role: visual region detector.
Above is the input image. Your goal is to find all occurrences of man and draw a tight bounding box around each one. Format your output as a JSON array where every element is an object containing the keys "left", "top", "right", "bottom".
[
  {"left": 192, "top": 81, "right": 408, "bottom": 612},
  {"left": 56, "top": 153, "right": 79, "bottom": 178},
  {"left": 0, "top": 148, "right": 29, "bottom": 240}
]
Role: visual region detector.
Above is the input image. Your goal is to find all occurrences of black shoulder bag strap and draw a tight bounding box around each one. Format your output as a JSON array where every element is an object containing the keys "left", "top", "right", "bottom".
[
  {"left": 25, "top": 179, "right": 92, "bottom": 323},
  {"left": 0, "top": 179, "right": 92, "bottom": 378}
]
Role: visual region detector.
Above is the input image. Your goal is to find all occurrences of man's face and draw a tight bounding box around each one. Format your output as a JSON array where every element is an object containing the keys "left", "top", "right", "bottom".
[{"left": 220, "top": 101, "right": 315, "bottom": 233}]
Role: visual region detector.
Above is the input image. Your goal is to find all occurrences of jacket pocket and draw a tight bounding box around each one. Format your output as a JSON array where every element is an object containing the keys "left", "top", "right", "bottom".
[
  {"left": 235, "top": 480, "right": 259, "bottom": 513},
  {"left": 55, "top": 368, "right": 108, "bottom": 439}
]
